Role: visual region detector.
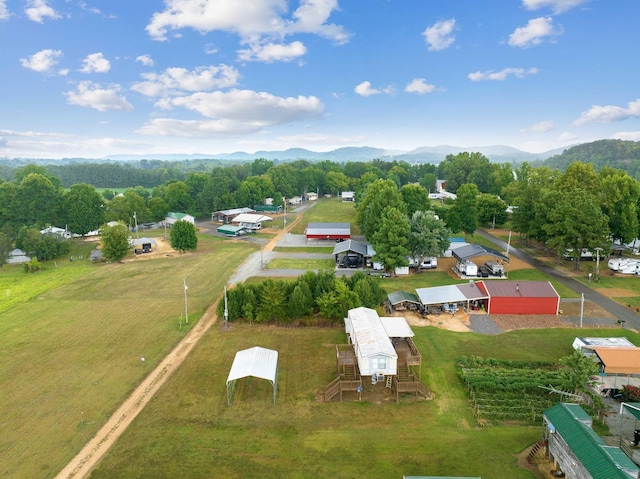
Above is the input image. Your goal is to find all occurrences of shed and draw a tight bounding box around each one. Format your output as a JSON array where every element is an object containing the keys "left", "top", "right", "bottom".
[
  {"left": 341, "top": 191, "right": 355, "bottom": 202},
  {"left": 592, "top": 348, "right": 640, "bottom": 375},
  {"left": 306, "top": 222, "right": 351, "bottom": 240},
  {"left": 231, "top": 213, "right": 273, "bottom": 231},
  {"left": 131, "top": 237, "right": 158, "bottom": 252},
  {"left": 226, "top": 346, "right": 278, "bottom": 405},
  {"left": 387, "top": 291, "right": 422, "bottom": 311},
  {"left": 415, "top": 282, "right": 489, "bottom": 312},
  {"left": 543, "top": 403, "right": 639, "bottom": 479},
  {"left": 217, "top": 224, "right": 246, "bottom": 237},
  {"left": 7, "top": 248, "right": 31, "bottom": 265},
  {"left": 212, "top": 207, "right": 255, "bottom": 223},
  {"left": 165, "top": 212, "right": 195, "bottom": 226},
  {"left": 344, "top": 307, "right": 397, "bottom": 378},
  {"left": 481, "top": 280, "right": 559, "bottom": 315}
]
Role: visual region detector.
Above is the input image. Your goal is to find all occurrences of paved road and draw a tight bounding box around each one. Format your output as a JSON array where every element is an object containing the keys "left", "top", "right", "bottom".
[{"left": 476, "top": 229, "right": 640, "bottom": 331}]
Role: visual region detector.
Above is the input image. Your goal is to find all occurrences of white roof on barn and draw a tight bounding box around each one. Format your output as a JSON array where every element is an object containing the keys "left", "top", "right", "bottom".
[
  {"left": 380, "top": 316, "right": 414, "bottom": 338},
  {"left": 346, "top": 307, "right": 397, "bottom": 359},
  {"left": 226, "top": 346, "right": 278, "bottom": 405},
  {"left": 231, "top": 213, "right": 273, "bottom": 224}
]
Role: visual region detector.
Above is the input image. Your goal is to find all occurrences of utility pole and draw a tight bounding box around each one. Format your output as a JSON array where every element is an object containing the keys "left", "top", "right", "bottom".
[
  {"left": 183, "top": 278, "right": 189, "bottom": 324},
  {"left": 223, "top": 285, "right": 229, "bottom": 330}
]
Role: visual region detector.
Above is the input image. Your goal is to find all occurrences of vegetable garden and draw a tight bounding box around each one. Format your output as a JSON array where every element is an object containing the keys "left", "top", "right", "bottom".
[{"left": 458, "top": 356, "right": 584, "bottom": 424}]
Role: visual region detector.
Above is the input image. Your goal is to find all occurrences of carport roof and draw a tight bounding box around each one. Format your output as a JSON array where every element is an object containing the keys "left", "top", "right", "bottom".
[
  {"left": 333, "top": 239, "right": 368, "bottom": 256},
  {"left": 306, "top": 222, "right": 351, "bottom": 237},
  {"left": 380, "top": 316, "right": 415, "bottom": 338},
  {"left": 415, "top": 282, "right": 488, "bottom": 306},
  {"left": 452, "top": 243, "right": 509, "bottom": 262}
]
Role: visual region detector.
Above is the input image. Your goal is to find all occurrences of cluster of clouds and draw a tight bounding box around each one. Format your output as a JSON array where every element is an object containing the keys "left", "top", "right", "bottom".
[{"left": 4, "top": 0, "right": 640, "bottom": 150}]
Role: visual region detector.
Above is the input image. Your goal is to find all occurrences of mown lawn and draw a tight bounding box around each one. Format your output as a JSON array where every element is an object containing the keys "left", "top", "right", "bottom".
[
  {"left": 90, "top": 324, "right": 640, "bottom": 479},
  {"left": 266, "top": 258, "right": 335, "bottom": 270},
  {"left": 291, "top": 198, "right": 359, "bottom": 235},
  {"left": 0, "top": 234, "right": 252, "bottom": 479}
]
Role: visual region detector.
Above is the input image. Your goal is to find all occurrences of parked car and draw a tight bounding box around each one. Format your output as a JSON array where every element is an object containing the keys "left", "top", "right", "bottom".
[
  {"left": 477, "top": 265, "right": 490, "bottom": 278},
  {"left": 442, "top": 303, "right": 459, "bottom": 314}
]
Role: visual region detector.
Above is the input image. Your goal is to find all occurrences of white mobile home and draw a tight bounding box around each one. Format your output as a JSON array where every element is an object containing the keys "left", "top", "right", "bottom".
[{"left": 344, "top": 307, "right": 397, "bottom": 379}]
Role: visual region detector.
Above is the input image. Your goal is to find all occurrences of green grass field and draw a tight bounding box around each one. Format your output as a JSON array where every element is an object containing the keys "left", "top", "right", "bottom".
[
  {"left": 0, "top": 234, "right": 252, "bottom": 479},
  {"left": 88, "top": 324, "right": 640, "bottom": 479},
  {"left": 291, "top": 199, "right": 359, "bottom": 235},
  {"left": 266, "top": 258, "right": 335, "bottom": 270}
]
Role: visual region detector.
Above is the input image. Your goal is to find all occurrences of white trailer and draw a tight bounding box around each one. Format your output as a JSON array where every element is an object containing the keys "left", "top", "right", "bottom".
[
  {"left": 484, "top": 260, "right": 504, "bottom": 276},
  {"left": 457, "top": 260, "right": 478, "bottom": 276},
  {"left": 608, "top": 258, "right": 629, "bottom": 271}
]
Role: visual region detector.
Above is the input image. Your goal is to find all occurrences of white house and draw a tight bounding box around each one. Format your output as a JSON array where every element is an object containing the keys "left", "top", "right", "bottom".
[
  {"left": 231, "top": 213, "right": 273, "bottom": 231},
  {"left": 7, "top": 248, "right": 31, "bottom": 265},
  {"left": 165, "top": 212, "right": 195, "bottom": 227},
  {"left": 306, "top": 192, "right": 318, "bottom": 201},
  {"left": 344, "top": 307, "right": 397, "bottom": 379},
  {"left": 288, "top": 196, "right": 302, "bottom": 206}
]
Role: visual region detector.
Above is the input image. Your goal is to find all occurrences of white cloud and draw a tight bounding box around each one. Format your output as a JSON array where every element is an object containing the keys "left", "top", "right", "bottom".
[
  {"left": 522, "top": 0, "right": 589, "bottom": 14},
  {"left": 405, "top": 78, "right": 437, "bottom": 94},
  {"left": 131, "top": 65, "right": 240, "bottom": 97},
  {"left": 146, "top": 0, "right": 349, "bottom": 56},
  {"left": 508, "top": 17, "right": 558, "bottom": 47},
  {"left": 137, "top": 118, "right": 266, "bottom": 138},
  {"left": 25, "top": 0, "right": 60, "bottom": 23},
  {"left": 65, "top": 81, "right": 134, "bottom": 112},
  {"left": 524, "top": 120, "right": 555, "bottom": 132},
  {"left": 20, "top": 49, "right": 63, "bottom": 73},
  {"left": 422, "top": 18, "right": 456, "bottom": 51},
  {"left": 237, "top": 41, "right": 307, "bottom": 62},
  {"left": 468, "top": 67, "right": 538, "bottom": 81},
  {"left": 80, "top": 53, "right": 111, "bottom": 73},
  {"left": 155, "top": 89, "right": 323, "bottom": 124},
  {"left": 354, "top": 81, "right": 393, "bottom": 97},
  {"left": 135, "top": 54, "right": 155, "bottom": 67},
  {"left": 0, "top": 0, "right": 10, "bottom": 20},
  {"left": 573, "top": 99, "right": 640, "bottom": 126},
  {"left": 558, "top": 131, "right": 578, "bottom": 143},
  {"left": 613, "top": 131, "right": 640, "bottom": 141},
  {"left": 204, "top": 43, "right": 219, "bottom": 55}
]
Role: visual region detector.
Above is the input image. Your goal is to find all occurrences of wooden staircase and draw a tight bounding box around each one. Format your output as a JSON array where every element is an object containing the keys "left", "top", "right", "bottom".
[{"left": 527, "top": 441, "right": 547, "bottom": 463}]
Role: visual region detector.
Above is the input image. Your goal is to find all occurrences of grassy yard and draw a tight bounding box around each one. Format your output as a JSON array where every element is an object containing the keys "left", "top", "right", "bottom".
[
  {"left": 272, "top": 246, "right": 335, "bottom": 254},
  {"left": 266, "top": 258, "right": 335, "bottom": 270},
  {"left": 89, "top": 324, "right": 640, "bottom": 479},
  {"left": 0, "top": 234, "right": 252, "bottom": 479},
  {"left": 290, "top": 198, "right": 359, "bottom": 235}
]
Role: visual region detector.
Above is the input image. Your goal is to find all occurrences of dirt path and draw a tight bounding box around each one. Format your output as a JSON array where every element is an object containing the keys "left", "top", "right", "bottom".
[{"left": 56, "top": 216, "right": 302, "bottom": 478}]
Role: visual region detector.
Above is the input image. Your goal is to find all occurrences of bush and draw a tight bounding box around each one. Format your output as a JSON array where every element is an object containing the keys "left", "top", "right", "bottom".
[{"left": 23, "top": 258, "right": 43, "bottom": 273}]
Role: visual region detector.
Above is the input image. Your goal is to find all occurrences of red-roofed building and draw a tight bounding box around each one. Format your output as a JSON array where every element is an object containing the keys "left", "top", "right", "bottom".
[{"left": 481, "top": 280, "right": 560, "bottom": 315}]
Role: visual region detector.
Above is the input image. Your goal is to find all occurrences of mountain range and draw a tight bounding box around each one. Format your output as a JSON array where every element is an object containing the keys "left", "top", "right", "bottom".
[{"left": 103, "top": 144, "right": 569, "bottom": 164}]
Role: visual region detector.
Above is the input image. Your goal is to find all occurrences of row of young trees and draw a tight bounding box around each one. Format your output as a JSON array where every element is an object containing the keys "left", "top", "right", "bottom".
[{"left": 217, "top": 271, "right": 387, "bottom": 324}]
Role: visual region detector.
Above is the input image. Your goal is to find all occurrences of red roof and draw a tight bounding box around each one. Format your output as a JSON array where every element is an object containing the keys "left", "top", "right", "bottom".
[{"left": 479, "top": 280, "right": 559, "bottom": 298}]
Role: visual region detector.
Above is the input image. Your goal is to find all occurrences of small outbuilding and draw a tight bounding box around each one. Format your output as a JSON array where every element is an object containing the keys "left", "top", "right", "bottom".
[
  {"left": 212, "top": 207, "right": 255, "bottom": 224},
  {"left": 306, "top": 222, "right": 351, "bottom": 241},
  {"left": 226, "top": 346, "right": 278, "bottom": 405},
  {"left": 482, "top": 280, "right": 559, "bottom": 314},
  {"left": 341, "top": 191, "right": 355, "bottom": 202},
  {"left": 231, "top": 213, "right": 273, "bottom": 231},
  {"left": 165, "top": 212, "right": 195, "bottom": 226},
  {"left": 7, "top": 248, "right": 31, "bottom": 265},
  {"left": 387, "top": 291, "right": 422, "bottom": 312},
  {"left": 217, "top": 224, "right": 246, "bottom": 237}
]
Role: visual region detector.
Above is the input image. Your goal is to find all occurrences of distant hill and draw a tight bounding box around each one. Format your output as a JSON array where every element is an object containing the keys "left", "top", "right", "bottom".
[{"left": 540, "top": 140, "right": 640, "bottom": 176}]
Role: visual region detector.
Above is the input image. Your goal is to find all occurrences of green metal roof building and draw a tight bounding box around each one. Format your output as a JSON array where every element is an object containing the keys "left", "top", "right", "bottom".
[{"left": 543, "top": 403, "right": 639, "bottom": 478}]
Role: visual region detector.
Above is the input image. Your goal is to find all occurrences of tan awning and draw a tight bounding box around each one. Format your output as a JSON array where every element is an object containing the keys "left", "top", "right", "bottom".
[{"left": 593, "top": 347, "right": 640, "bottom": 375}]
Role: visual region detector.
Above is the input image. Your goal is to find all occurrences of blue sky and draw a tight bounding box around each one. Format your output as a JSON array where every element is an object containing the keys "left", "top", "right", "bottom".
[{"left": 1, "top": 0, "right": 639, "bottom": 159}]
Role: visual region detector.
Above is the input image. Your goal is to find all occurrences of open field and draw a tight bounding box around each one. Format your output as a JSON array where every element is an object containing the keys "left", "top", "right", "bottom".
[
  {"left": 266, "top": 258, "right": 335, "bottom": 270},
  {"left": 0, "top": 234, "right": 252, "bottom": 479},
  {"left": 290, "top": 198, "right": 359, "bottom": 235},
  {"left": 89, "top": 324, "right": 640, "bottom": 479}
]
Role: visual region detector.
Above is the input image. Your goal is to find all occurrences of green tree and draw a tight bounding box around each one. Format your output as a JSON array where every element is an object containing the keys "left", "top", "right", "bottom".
[
  {"left": 289, "top": 282, "right": 314, "bottom": 319},
  {"left": 63, "top": 183, "right": 105, "bottom": 235},
  {"left": 447, "top": 183, "right": 479, "bottom": 237},
  {"left": 371, "top": 207, "right": 411, "bottom": 273},
  {"left": 476, "top": 194, "right": 508, "bottom": 227},
  {"left": 163, "top": 181, "right": 194, "bottom": 213},
  {"left": 257, "top": 279, "right": 287, "bottom": 322},
  {"left": 324, "top": 171, "right": 350, "bottom": 197},
  {"left": 0, "top": 232, "right": 12, "bottom": 269},
  {"left": 542, "top": 188, "right": 610, "bottom": 271},
  {"left": 169, "top": 220, "right": 198, "bottom": 253},
  {"left": 558, "top": 350, "right": 600, "bottom": 394},
  {"left": 598, "top": 167, "right": 640, "bottom": 245},
  {"left": 409, "top": 210, "right": 451, "bottom": 266},
  {"left": 16, "top": 227, "right": 70, "bottom": 261},
  {"left": 436, "top": 152, "right": 494, "bottom": 193},
  {"left": 100, "top": 222, "right": 131, "bottom": 262},
  {"left": 400, "top": 183, "right": 430, "bottom": 217},
  {"left": 15, "top": 173, "right": 63, "bottom": 228},
  {"left": 148, "top": 196, "right": 169, "bottom": 222},
  {"left": 356, "top": 179, "right": 405, "bottom": 239},
  {"left": 316, "top": 279, "right": 359, "bottom": 320}
]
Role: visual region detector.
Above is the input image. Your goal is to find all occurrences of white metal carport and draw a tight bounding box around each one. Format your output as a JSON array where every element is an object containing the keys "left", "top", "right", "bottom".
[{"left": 226, "top": 346, "right": 278, "bottom": 405}]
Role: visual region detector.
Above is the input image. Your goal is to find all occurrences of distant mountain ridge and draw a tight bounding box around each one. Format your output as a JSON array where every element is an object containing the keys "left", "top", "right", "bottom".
[{"left": 103, "top": 144, "right": 565, "bottom": 163}]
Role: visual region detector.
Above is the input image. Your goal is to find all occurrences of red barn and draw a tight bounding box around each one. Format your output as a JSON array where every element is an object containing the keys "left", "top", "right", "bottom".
[{"left": 481, "top": 280, "right": 560, "bottom": 315}]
